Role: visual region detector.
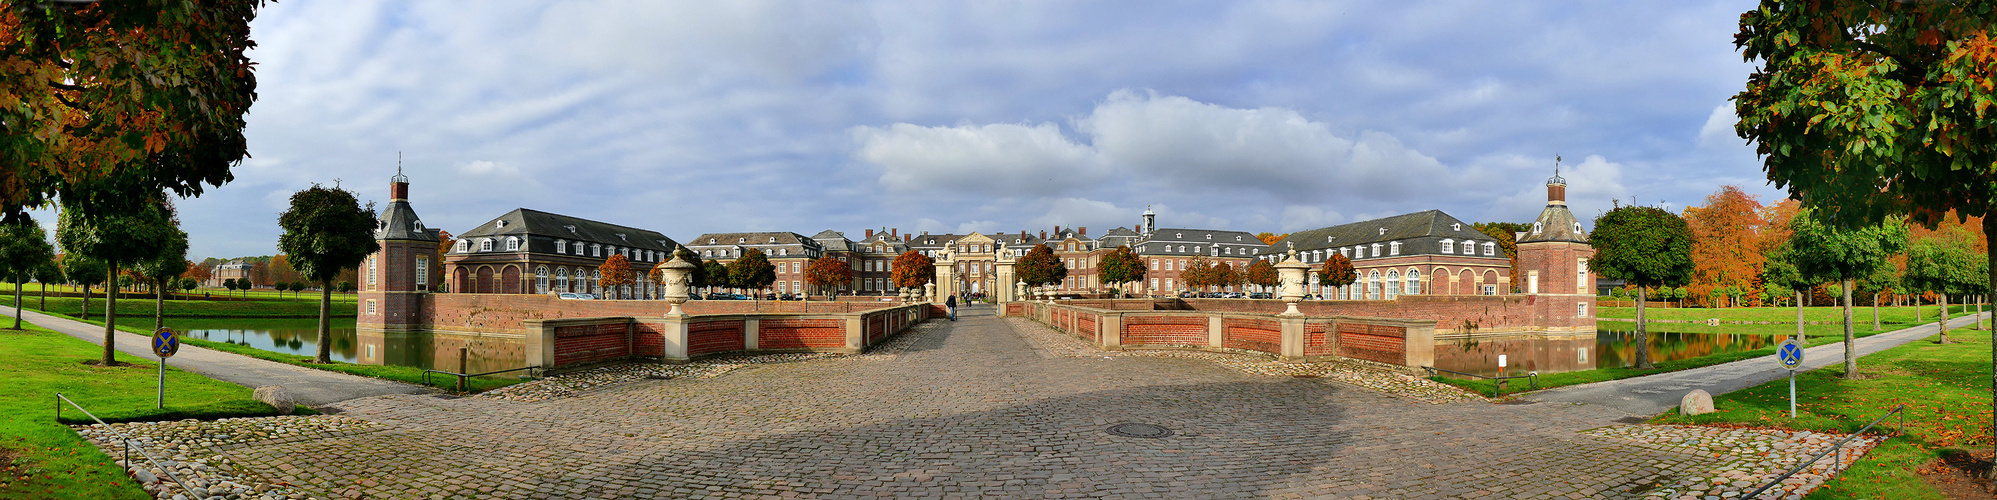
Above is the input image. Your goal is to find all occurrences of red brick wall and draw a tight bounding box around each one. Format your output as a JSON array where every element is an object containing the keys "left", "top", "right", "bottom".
[
  {"left": 1222, "top": 318, "right": 1280, "bottom": 354},
  {"left": 633, "top": 321, "right": 665, "bottom": 357},
  {"left": 554, "top": 322, "right": 631, "bottom": 366},
  {"left": 1078, "top": 312, "right": 1098, "bottom": 342},
  {"left": 688, "top": 320, "right": 746, "bottom": 356},
  {"left": 759, "top": 318, "right": 845, "bottom": 349},
  {"left": 1304, "top": 322, "right": 1331, "bottom": 356},
  {"left": 1005, "top": 303, "right": 1023, "bottom": 316},
  {"left": 1337, "top": 323, "right": 1406, "bottom": 366},
  {"left": 413, "top": 294, "right": 891, "bottom": 335},
  {"left": 1121, "top": 315, "right": 1207, "bottom": 345},
  {"left": 1177, "top": 296, "right": 1540, "bottom": 335}
]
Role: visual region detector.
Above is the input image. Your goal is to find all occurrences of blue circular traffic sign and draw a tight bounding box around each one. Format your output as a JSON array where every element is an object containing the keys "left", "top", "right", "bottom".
[
  {"left": 1777, "top": 339, "right": 1803, "bottom": 370},
  {"left": 151, "top": 328, "right": 179, "bottom": 358}
]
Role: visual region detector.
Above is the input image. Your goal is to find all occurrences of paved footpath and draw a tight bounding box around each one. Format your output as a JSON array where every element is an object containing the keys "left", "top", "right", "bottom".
[
  {"left": 1527, "top": 312, "right": 1991, "bottom": 416},
  {"left": 197, "top": 306, "right": 1742, "bottom": 499},
  {"left": 3, "top": 307, "right": 429, "bottom": 405}
]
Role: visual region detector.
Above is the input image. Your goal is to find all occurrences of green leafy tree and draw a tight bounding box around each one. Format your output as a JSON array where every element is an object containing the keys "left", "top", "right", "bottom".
[
  {"left": 1857, "top": 259, "right": 1901, "bottom": 331},
  {"left": 223, "top": 277, "right": 239, "bottom": 295},
  {"left": 57, "top": 198, "right": 177, "bottom": 366},
  {"left": 132, "top": 228, "right": 188, "bottom": 331},
  {"left": 1906, "top": 228, "right": 1987, "bottom": 343},
  {"left": 1786, "top": 210, "right": 1908, "bottom": 378},
  {"left": 1733, "top": 1, "right": 1997, "bottom": 462},
  {"left": 33, "top": 260, "right": 61, "bottom": 311},
  {"left": 337, "top": 281, "right": 355, "bottom": 293},
  {"left": 62, "top": 253, "right": 105, "bottom": 318},
  {"left": 1015, "top": 244, "right": 1066, "bottom": 287},
  {"left": 889, "top": 250, "right": 935, "bottom": 290},
  {"left": 0, "top": 217, "right": 53, "bottom": 329},
  {"left": 177, "top": 277, "right": 198, "bottom": 294},
  {"left": 727, "top": 248, "right": 777, "bottom": 296},
  {"left": 0, "top": 1, "right": 263, "bottom": 220},
  {"left": 276, "top": 184, "right": 379, "bottom": 364},
  {"left": 1589, "top": 205, "right": 1694, "bottom": 369},
  {"left": 654, "top": 248, "right": 708, "bottom": 294},
  {"left": 700, "top": 260, "right": 729, "bottom": 294},
  {"left": 1096, "top": 246, "right": 1147, "bottom": 297}
]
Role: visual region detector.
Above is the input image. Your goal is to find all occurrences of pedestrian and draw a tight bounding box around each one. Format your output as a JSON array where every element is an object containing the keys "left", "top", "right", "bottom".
[{"left": 945, "top": 294, "right": 957, "bottom": 321}]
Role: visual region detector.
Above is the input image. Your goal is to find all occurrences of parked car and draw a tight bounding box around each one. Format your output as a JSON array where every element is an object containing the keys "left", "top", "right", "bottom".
[
  {"left": 559, "top": 293, "right": 579, "bottom": 300},
  {"left": 1249, "top": 292, "right": 1272, "bottom": 299}
]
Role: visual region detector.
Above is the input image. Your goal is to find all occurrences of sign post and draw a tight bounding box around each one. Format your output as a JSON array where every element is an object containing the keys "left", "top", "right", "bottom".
[
  {"left": 151, "top": 328, "right": 179, "bottom": 409},
  {"left": 1777, "top": 339, "right": 1803, "bottom": 418},
  {"left": 1496, "top": 354, "right": 1509, "bottom": 393}
]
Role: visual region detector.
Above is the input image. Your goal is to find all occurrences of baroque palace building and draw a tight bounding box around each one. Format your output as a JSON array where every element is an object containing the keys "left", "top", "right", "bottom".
[
  {"left": 1267, "top": 209, "right": 1509, "bottom": 300},
  {"left": 683, "top": 232, "right": 824, "bottom": 296},
  {"left": 443, "top": 208, "right": 679, "bottom": 299}
]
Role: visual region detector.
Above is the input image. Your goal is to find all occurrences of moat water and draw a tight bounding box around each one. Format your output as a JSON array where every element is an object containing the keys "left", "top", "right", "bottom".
[
  {"left": 177, "top": 318, "right": 525, "bottom": 376},
  {"left": 1429, "top": 323, "right": 1851, "bottom": 378}
]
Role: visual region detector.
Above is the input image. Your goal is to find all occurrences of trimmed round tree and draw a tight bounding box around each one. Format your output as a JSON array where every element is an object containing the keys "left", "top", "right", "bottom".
[
  {"left": 1015, "top": 244, "right": 1067, "bottom": 289},
  {"left": 1589, "top": 205, "right": 1693, "bottom": 370},
  {"left": 1097, "top": 245, "right": 1146, "bottom": 297},
  {"left": 1181, "top": 258, "right": 1214, "bottom": 294},
  {"left": 276, "top": 184, "right": 380, "bottom": 364},
  {"left": 727, "top": 248, "right": 777, "bottom": 297},
  {"left": 131, "top": 227, "right": 189, "bottom": 331},
  {"left": 1246, "top": 259, "right": 1278, "bottom": 295},
  {"left": 890, "top": 250, "right": 935, "bottom": 290},
  {"left": 1787, "top": 210, "right": 1907, "bottom": 377},
  {"left": 57, "top": 198, "right": 178, "bottom": 367},
  {"left": 1318, "top": 253, "right": 1357, "bottom": 298},
  {"left": 805, "top": 256, "right": 854, "bottom": 297},
  {"left": 0, "top": 217, "right": 54, "bottom": 330},
  {"left": 599, "top": 255, "right": 634, "bottom": 300}
]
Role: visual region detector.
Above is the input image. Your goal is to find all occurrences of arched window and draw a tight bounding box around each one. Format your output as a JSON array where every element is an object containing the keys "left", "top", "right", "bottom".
[
  {"left": 479, "top": 239, "right": 493, "bottom": 252},
  {"left": 535, "top": 266, "right": 548, "bottom": 294},
  {"left": 456, "top": 240, "right": 469, "bottom": 253},
  {"left": 557, "top": 268, "right": 568, "bottom": 292},
  {"left": 591, "top": 270, "right": 601, "bottom": 293},
  {"left": 1405, "top": 269, "right": 1420, "bottom": 296},
  {"left": 1532, "top": 222, "right": 1543, "bottom": 234},
  {"left": 506, "top": 237, "right": 520, "bottom": 251},
  {"left": 1439, "top": 239, "right": 1454, "bottom": 254},
  {"left": 704, "top": 250, "right": 712, "bottom": 257},
  {"left": 1483, "top": 242, "right": 1496, "bottom": 256},
  {"left": 1389, "top": 241, "right": 1400, "bottom": 255},
  {"left": 592, "top": 244, "right": 601, "bottom": 257},
  {"left": 556, "top": 240, "right": 567, "bottom": 254},
  {"left": 1366, "top": 271, "right": 1381, "bottom": 300},
  {"left": 1385, "top": 270, "right": 1400, "bottom": 299}
]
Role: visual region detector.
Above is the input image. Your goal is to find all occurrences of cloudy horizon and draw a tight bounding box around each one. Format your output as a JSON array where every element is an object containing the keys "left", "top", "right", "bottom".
[{"left": 132, "top": 1, "right": 1774, "bottom": 260}]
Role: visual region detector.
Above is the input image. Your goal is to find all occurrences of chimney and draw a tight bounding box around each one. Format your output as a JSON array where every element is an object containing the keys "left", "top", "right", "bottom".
[
  {"left": 1055, "top": 225, "right": 1062, "bottom": 235},
  {"left": 865, "top": 229, "right": 874, "bottom": 239},
  {"left": 1079, "top": 227, "right": 1087, "bottom": 236},
  {"left": 1039, "top": 230, "right": 1047, "bottom": 239},
  {"left": 891, "top": 228, "right": 899, "bottom": 238},
  {"left": 904, "top": 234, "right": 911, "bottom": 243}
]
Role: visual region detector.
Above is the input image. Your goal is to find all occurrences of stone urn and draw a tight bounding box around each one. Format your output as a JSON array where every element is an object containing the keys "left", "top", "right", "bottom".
[
  {"left": 924, "top": 282, "right": 937, "bottom": 302},
  {"left": 1015, "top": 280, "right": 1029, "bottom": 303},
  {"left": 659, "top": 254, "right": 697, "bottom": 316},
  {"left": 1274, "top": 249, "right": 1311, "bottom": 316}
]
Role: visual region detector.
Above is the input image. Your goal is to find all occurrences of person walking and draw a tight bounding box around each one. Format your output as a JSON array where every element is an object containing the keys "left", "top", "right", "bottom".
[{"left": 945, "top": 294, "right": 957, "bottom": 321}]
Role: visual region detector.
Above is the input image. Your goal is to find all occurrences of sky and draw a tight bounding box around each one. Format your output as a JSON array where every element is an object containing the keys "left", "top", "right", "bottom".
[{"left": 156, "top": 0, "right": 1780, "bottom": 260}]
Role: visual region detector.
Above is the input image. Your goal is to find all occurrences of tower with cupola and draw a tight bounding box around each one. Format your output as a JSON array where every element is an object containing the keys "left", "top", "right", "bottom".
[
  {"left": 1516, "top": 161, "right": 1597, "bottom": 334},
  {"left": 357, "top": 168, "right": 441, "bottom": 334}
]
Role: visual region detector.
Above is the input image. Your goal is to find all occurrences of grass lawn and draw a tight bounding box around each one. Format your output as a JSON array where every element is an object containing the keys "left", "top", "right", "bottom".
[
  {"left": 30, "top": 310, "right": 522, "bottom": 394},
  {"left": 1650, "top": 328, "right": 1992, "bottom": 500},
  {"left": 0, "top": 289, "right": 354, "bottom": 319},
  {"left": 0, "top": 324, "right": 293, "bottom": 500},
  {"left": 1598, "top": 304, "right": 1985, "bottom": 325}
]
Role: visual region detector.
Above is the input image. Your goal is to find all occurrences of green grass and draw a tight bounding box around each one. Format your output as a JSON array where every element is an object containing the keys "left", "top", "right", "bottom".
[
  {"left": 32, "top": 310, "right": 521, "bottom": 394},
  {"left": 1435, "top": 322, "right": 1929, "bottom": 397},
  {"left": 1598, "top": 304, "right": 1985, "bottom": 325},
  {"left": 0, "top": 324, "right": 295, "bottom": 500},
  {"left": 0, "top": 289, "right": 354, "bottom": 319},
  {"left": 1650, "top": 329, "right": 1992, "bottom": 500}
]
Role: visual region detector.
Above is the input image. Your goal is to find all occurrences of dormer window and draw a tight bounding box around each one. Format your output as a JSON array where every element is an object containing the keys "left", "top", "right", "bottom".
[
  {"left": 455, "top": 240, "right": 469, "bottom": 253},
  {"left": 1452, "top": 223, "right": 1461, "bottom": 231},
  {"left": 592, "top": 244, "right": 601, "bottom": 257},
  {"left": 412, "top": 219, "right": 423, "bottom": 230},
  {"left": 1378, "top": 228, "right": 1386, "bottom": 235},
  {"left": 1371, "top": 243, "right": 1382, "bottom": 256},
  {"left": 1205, "top": 234, "right": 1211, "bottom": 240},
  {"left": 1483, "top": 242, "right": 1496, "bottom": 256},
  {"left": 556, "top": 240, "right": 568, "bottom": 254},
  {"left": 1389, "top": 241, "right": 1400, "bottom": 255},
  {"left": 496, "top": 220, "right": 507, "bottom": 229},
  {"left": 738, "top": 238, "right": 745, "bottom": 244},
  {"left": 768, "top": 237, "right": 777, "bottom": 243},
  {"left": 1440, "top": 239, "right": 1454, "bottom": 254},
  {"left": 565, "top": 225, "right": 577, "bottom": 234},
  {"left": 505, "top": 237, "right": 520, "bottom": 251},
  {"left": 709, "top": 238, "right": 717, "bottom": 244},
  {"left": 1574, "top": 222, "right": 1583, "bottom": 233},
  {"left": 617, "top": 233, "right": 627, "bottom": 242},
  {"left": 479, "top": 239, "right": 493, "bottom": 252},
  {"left": 1533, "top": 222, "right": 1543, "bottom": 234}
]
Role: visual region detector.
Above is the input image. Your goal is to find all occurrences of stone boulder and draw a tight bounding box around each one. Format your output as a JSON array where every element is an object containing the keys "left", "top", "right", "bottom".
[
  {"left": 253, "top": 386, "right": 295, "bottom": 415},
  {"left": 1680, "top": 389, "right": 1714, "bottom": 416}
]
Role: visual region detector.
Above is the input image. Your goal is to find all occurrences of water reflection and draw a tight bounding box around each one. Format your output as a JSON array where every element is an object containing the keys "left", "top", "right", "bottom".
[
  {"left": 1432, "top": 325, "right": 1793, "bottom": 377},
  {"left": 179, "top": 318, "right": 525, "bottom": 376}
]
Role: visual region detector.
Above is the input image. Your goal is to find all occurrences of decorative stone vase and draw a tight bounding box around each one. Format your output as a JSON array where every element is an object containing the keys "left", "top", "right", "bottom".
[
  {"left": 924, "top": 282, "right": 936, "bottom": 302},
  {"left": 1015, "top": 280, "right": 1029, "bottom": 303},
  {"left": 659, "top": 254, "right": 697, "bottom": 316},
  {"left": 1274, "top": 249, "right": 1311, "bottom": 316}
]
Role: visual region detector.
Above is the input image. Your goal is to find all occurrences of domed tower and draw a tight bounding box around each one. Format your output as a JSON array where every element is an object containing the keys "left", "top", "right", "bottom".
[
  {"left": 1141, "top": 205, "right": 1156, "bottom": 236},
  {"left": 358, "top": 167, "right": 441, "bottom": 336},
  {"left": 1516, "top": 161, "right": 1597, "bottom": 334}
]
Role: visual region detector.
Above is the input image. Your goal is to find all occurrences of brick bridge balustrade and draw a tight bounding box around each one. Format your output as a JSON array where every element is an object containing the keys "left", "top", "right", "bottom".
[
  {"left": 523, "top": 302, "right": 933, "bottom": 370},
  {"left": 1007, "top": 300, "right": 1437, "bottom": 368}
]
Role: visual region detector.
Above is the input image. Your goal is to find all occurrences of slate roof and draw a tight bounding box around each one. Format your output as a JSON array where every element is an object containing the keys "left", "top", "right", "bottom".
[
  {"left": 1519, "top": 205, "right": 1588, "bottom": 244},
  {"left": 906, "top": 234, "right": 962, "bottom": 251},
  {"left": 375, "top": 199, "right": 439, "bottom": 242},
  {"left": 1137, "top": 228, "right": 1269, "bottom": 257},
  {"left": 451, "top": 208, "right": 676, "bottom": 254},
  {"left": 1094, "top": 226, "right": 1142, "bottom": 250},
  {"left": 1271, "top": 210, "right": 1497, "bottom": 259},
  {"left": 811, "top": 230, "right": 856, "bottom": 253},
  {"left": 989, "top": 232, "right": 1044, "bottom": 249},
  {"left": 685, "top": 232, "right": 821, "bottom": 257}
]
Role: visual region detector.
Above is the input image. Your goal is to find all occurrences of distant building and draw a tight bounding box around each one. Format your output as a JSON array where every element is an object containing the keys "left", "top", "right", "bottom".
[
  {"left": 209, "top": 259, "right": 253, "bottom": 288},
  {"left": 1268, "top": 210, "right": 1509, "bottom": 300},
  {"left": 443, "top": 208, "right": 678, "bottom": 298},
  {"left": 683, "top": 232, "right": 823, "bottom": 296},
  {"left": 357, "top": 171, "right": 442, "bottom": 332},
  {"left": 1131, "top": 213, "right": 1271, "bottom": 296}
]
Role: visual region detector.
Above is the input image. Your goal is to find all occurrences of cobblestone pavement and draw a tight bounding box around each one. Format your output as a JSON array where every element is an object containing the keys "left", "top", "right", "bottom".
[{"left": 121, "top": 306, "right": 1866, "bottom": 499}]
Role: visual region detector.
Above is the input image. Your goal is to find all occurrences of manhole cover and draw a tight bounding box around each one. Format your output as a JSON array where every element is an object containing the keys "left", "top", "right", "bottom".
[{"left": 1106, "top": 423, "right": 1173, "bottom": 439}]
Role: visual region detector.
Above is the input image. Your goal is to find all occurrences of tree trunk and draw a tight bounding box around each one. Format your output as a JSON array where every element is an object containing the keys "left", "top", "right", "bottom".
[
  {"left": 1842, "top": 277, "right": 1857, "bottom": 379},
  {"left": 11, "top": 275, "right": 21, "bottom": 330},
  {"left": 80, "top": 283, "right": 89, "bottom": 318},
  {"left": 1986, "top": 216, "right": 1996, "bottom": 480},
  {"left": 39, "top": 281, "right": 47, "bottom": 312},
  {"left": 154, "top": 278, "right": 166, "bottom": 332},
  {"left": 100, "top": 265, "right": 118, "bottom": 367},
  {"left": 1939, "top": 292, "right": 1951, "bottom": 344},
  {"left": 315, "top": 279, "right": 333, "bottom": 364},
  {"left": 1634, "top": 286, "right": 1652, "bottom": 369},
  {"left": 1871, "top": 291, "right": 1881, "bottom": 331}
]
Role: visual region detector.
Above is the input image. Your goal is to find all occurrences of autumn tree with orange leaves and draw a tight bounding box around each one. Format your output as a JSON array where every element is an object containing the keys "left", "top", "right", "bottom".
[
  {"left": 598, "top": 255, "right": 634, "bottom": 299},
  {"left": 805, "top": 256, "right": 854, "bottom": 297},
  {"left": 1683, "top": 186, "right": 1768, "bottom": 307}
]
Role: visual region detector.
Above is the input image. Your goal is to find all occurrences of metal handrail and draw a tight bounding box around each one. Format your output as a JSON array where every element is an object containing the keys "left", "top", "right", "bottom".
[
  {"left": 1746, "top": 404, "right": 1907, "bottom": 499},
  {"left": 54, "top": 393, "right": 194, "bottom": 494},
  {"left": 1423, "top": 366, "right": 1540, "bottom": 396},
  {"left": 421, "top": 366, "right": 542, "bottom": 392}
]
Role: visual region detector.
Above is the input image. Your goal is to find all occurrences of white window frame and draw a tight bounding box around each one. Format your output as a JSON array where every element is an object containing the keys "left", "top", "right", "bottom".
[
  {"left": 366, "top": 300, "right": 376, "bottom": 315},
  {"left": 479, "top": 239, "right": 492, "bottom": 252},
  {"left": 535, "top": 266, "right": 548, "bottom": 294},
  {"left": 415, "top": 257, "right": 428, "bottom": 286},
  {"left": 367, "top": 257, "right": 376, "bottom": 286},
  {"left": 1439, "top": 239, "right": 1454, "bottom": 254},
  {"left": 1389, "top": 241, "right": 1400, "bottom": 256},
  {"left": 1577, "top": 302, "right": 1589, "bottom": 317},
  {"left": 1483, "top": 242, "right": 1496, "bottom": 256},
  {"left": 506, "top": 237, "right": 520, "bottom": 251},
  {"left": 556, "top": 240, "right": 567, "bottom": 254},
  {"left": 557, "top": 268, "right": 568, "bottom": 292},
  {"left": 1406, "top": 269, "right": 1419, "bottom": 296},
  {"left": 1371, "top": 243, "right": 1382, "bottom": 257}
]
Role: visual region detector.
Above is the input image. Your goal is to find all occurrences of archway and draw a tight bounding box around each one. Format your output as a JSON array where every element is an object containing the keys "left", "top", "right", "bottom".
[{"left": 477, "top": 266, "right": 495, "bottom": 294}]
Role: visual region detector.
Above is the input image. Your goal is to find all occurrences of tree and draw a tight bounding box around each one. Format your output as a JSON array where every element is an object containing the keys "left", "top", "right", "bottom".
[
  {"left": 598, "top": 255, "right": 634, "bottom": 300},
  {"left": 1318, "top": 253, "right": 1358, "bottom": 297},
  {"left": 889, "top": 250, "right": 935, "bottom": 290},
  {"left": 1181, "top": 258, "right": 1215, "bottom": 293},
  {"left": 700, "top": 260, "right": 729, "bottom": 294},
  {"left": 181, "top": 259, "right": 211, "bottom": 285},
  {"left": 337, "top": 281, "right": 355, "bottom": 293},
  {"left": 1255, "top": 232, "right": 1287, "bottom": 245},
  {"left": 177, "top": 277, "right": 197, "bottom": 294},
  {"left": 805, "top": 256, "right": 853, "bottom": 297},
  {"left": 1474, "top": 222, "right": 1529, "bottom": 292},
  {"left": 1214, "top": 262, "right": 1243, "bottom": 293},
  {"left": 1096, "top": 246, "right": 1147, "bottom": 296},
  {"left": 1245, "top": 259, "right": 1279, "bottom": 294},
  {"left": 223, "top": 278, "right": 239, "bottom": 295},
  {"left": 131, "top": 226, "right": 188, "bottom": 331},
  {"left": 1015, "top": 244, "right": 1066, "bottom": 288},
  {"left": 276, "top": 184, "right": 379, "bottom": 364},
  {"left": 1907, "top": 226, "right": 1985, "bottom": 343},
  {"left": 0, "top": 1, "right": 262, "bottom": 221},
  {"left": 727, "top": 249, "right": 777, "bottom": 296},
  {"left": 32, "top": 259, "right": 61, "bottom": 312},
  {"left": 1590, "top": 205, "right": 1694, "bottom": 369},
  {"left": 1684, "top": 186, "right": 1769, "bottom": 307},
  {"left": 1858, "top": 255, "right": 1901, "bottom": 331},
  {"left": 1788, "top": 210, "right": 1908, "bottom": 377},
  {"left": 57, "top": 197, "right": 178, "bottom": 366},
  {"left": 432, "top": 229, "right": 455, "bottom": 287},
  {"left": 0, "top": 217, "right": 53, "bottom": 329},
  {"left": 1733, "top": 1, "right": 1997, "bottom": 466}
]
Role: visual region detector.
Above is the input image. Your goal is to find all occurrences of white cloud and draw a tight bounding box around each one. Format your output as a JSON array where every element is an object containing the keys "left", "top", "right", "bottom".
[
  {"left": 855, "top": 122, "right": 1103, "bottom": 195},
  {"left": 1697, "top": 104, "right": 1735, "bottom": 147},
  {"left": 1278, "top": 205, "right": 1345, "bottom": 232}
]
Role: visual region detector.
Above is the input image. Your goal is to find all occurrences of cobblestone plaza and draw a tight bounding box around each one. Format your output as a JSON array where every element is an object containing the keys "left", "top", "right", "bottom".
[{"left": 111, "top": 307, "right": 1841, "bottom": 499}]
